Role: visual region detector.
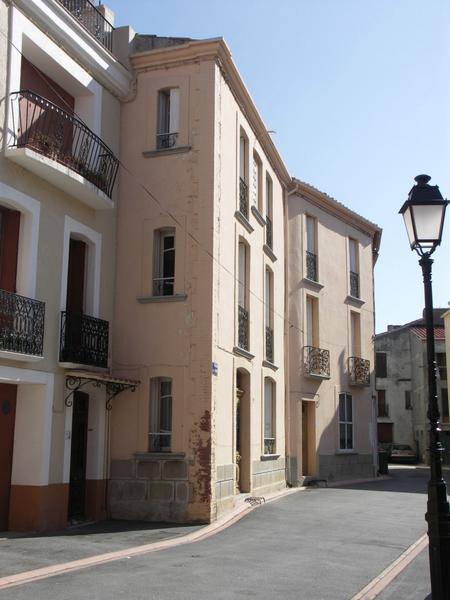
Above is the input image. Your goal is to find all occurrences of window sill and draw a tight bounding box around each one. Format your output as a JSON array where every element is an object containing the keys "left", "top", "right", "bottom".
[
  {"left": 251, "top": 205, "right": 266, "bottom": 226},
  {"left": 234, "top": 210, "right": 254, "bottom": 233},
  {"left": 263, "top": 244, "right": 277, "bottom": 262},
  {"left": 134, "top": 451, "right": 186, "bottom": 461},
  {"left": 346, "top": 295, "right": 365, "bottom": 308},
  {"left": 233, "top": 346, "right": 255, "bottom": 360},
  {"left": 0, "top": 350, "right": 44, "bottom": 363},
  {"left": 335, "top": 450, "right": 358, "bottom": 455},
  {"left": 305, "top": 371, "right": 330, "bottom": 380},
  {"left": 302, "top": 278, "right": 324, "bottom": 292},
  {"left": 262, "top": 359, "right": 279, "bottom": 372},
  {"left": 260, "top": 453, "right": 280, "bottom": 461},
  {"left": 137, "top": 294, "right": 187, "bottom": 304},
  {"left": 142, "top": 145, "right": 192, "bottom": 158}
]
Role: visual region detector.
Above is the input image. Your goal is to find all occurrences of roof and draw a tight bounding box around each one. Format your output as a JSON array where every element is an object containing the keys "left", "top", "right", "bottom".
[
  {"left": 410, "top": 326, "right": 446, "bottom": 341},
  {"left": 376, "top": 308, "right": 448, "bottom": 339}
]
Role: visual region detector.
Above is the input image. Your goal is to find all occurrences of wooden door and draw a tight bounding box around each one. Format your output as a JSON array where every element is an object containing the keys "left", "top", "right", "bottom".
[
  {"left": 302, "top": 402, "right": 309, "bottom": 475},
  {"left": 68, "top": 391, "right": 89, "bottom": 520},
  {"left": 0, "top": 207, "right": 20, "bottom": 292},
  {"left": 0, "top": 383, "right": 17, "bottom": 531}
]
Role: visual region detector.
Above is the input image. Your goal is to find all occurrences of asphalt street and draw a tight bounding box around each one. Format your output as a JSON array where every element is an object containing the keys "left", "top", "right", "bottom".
[{"left": 0, "top": 466, "right": 439, "bottom": 600}]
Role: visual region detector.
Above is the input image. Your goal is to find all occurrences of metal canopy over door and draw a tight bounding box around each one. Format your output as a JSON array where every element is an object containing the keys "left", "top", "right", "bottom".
[
  {"left": 68, "top": 391, "right": 89, "bottom": 520},
  {"left": 0, "top": 383, "right": 17, "bottom": 530}
]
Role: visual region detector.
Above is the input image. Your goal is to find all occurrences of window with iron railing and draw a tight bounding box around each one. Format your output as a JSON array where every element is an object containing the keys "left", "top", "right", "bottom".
[
  {"left": 156, "top": 88, "right": 179, "bottom": 150},
  {"left": 264, "top": 378, "right": 275, "bottom": 454},
  {"left": 149, "top": 378, "right": 172, "bottom": 452},
  {"left": 153, "top": 229, "right": 175, "bottom": 296}
]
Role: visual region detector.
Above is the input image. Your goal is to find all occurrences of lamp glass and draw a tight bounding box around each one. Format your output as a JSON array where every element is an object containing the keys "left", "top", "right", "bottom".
[
  {"left": 411, "top": 203, "right": 446, "bottom": 246},
  {"left": 402, "top": 205, "right": 416, "bottom": 248}
]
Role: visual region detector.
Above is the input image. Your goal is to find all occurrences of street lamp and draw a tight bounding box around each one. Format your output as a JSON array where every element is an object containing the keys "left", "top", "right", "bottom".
[{"left": 400, "top": 174, "right": 450, "bottom": 599}]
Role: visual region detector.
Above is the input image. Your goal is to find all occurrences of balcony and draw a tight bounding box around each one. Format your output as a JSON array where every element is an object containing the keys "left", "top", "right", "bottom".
[
  {"left": 265, "top": 326, "right": 274, "bottom": 363},
  {"left": 238, "top": 305, "right": 249, "bottom": 351},
  {"left": 58, "top": 0, "right": 114, "bottom": 52},
  {"left": 306, "top": 251, "right": 317, "bottom": 282},
  {"left": 304, "top": 346, "right": 330, "bottom": 379},
  {"left": 60, "top": 311, "right": 109, "bottom": 368},
  {"left": 7, "top": 91, "right": 119, "bottom": 210},
  {"left": 239, "top": 177, "right": 249, "bottom": 220},
  {"left": 350, "top": 271, "right": 360, "bottom": 298},
  {"left": 348, "top": 356, "right": 370, "bottom": 386},
  {"left": 0, "top": 289, "right": 45, "bottom": 359},
  {"left": 266, "top": 215, "right": 273, "bottom": 249}
]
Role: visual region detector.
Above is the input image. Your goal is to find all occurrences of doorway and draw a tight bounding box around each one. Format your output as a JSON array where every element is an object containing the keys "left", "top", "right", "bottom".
[
  {"left": 302, "top": 401, "right": 316, "bottom": 476},
  {"left": 0, "top": 383, "right": 17, "bottom": 530},
  {"left": 68, "top": 391, "right": 89, "bottom": 520},
  {"left": 235, "top": 370, "right": 250, "bottom": 493}
]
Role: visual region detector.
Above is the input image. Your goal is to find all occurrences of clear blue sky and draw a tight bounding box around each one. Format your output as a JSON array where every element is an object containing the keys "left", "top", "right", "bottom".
[{"left": 105, "top": 0, "right": 450, "bottom": 333}]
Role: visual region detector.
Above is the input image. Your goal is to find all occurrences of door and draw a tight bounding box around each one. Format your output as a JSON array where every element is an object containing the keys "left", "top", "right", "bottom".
[
  {"left": 68, "top": 391, "right": 89, "bottom": 520},
  {"left": 0, "top": 383, "right": 17, "bottom": 530},
  {"left": 0, "top": 207, "right": 20, "bottom": 292},
  {"left": 302, "top": 402, "right": 309, "bottom": 475},
  {"left": 64, "top": 239, "right": 87, "bottom": 360}
]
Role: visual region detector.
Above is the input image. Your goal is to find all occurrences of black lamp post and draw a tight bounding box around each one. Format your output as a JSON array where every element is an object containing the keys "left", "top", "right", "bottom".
[{"left": 400, "top": 174, "right": 450, "bottom": 599}]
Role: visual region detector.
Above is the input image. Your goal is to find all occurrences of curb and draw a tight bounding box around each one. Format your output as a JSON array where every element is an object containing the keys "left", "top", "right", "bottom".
[{"left": 0, "top": 486, "right": 301, "bottom": 591}]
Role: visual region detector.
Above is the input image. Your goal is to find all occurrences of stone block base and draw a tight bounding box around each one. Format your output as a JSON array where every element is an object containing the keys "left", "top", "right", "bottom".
[{"left": 318, "top": 454, "right": 376, "bottom": 482}]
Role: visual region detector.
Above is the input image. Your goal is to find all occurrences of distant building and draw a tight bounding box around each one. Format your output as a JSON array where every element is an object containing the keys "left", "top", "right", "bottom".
[
  {"left": 375, "top": 310, "right": 449, "bottom": 463},
  {"left": 287, "top": 180, "right": 381, "bottom": 484}
]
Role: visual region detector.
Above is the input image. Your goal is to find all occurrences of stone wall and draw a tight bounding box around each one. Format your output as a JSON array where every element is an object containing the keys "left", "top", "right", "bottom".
[
  {"left": 318, "top": 454, "right": 375, "bottom": 482},
  {"left": 252, "top": 457, "right": 286, "bottom": 494},
  {"left": 109, "top": 453, "right": 195, "bottom": 522}
]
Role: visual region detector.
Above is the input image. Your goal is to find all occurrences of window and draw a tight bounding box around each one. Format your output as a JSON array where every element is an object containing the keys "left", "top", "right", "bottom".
[
  {"left": 306, "top": 295, "right": 318, "bottom": 348},
  {"left": 306, "top": 215, "right": 317, "bottom": 282},
  {"left": 239, "top": 133, "right": 249, "bottom": 218},
  {"left": 264, "top": 378, "right": 275, "bottom": 454},
  {"left": 252, "top": 152, "right": 263, "bottom": 213},
  {"left": 350, "top": 311, "right": 361, "bottom": 357},
  {"left": 377, "top": 390, "right": 388, "bottom": 417},
  {"left": 149, "top": 378, "right": 172, "bottom": 452},
  {"left": 153, "top": 228, "right": 175, "bottom": 296},
  {"left": 375, "top": 352, "right": 387, "bottom": 378},
  {"left": 265, "top": 268, "right": 274, "bottom": 362},
  {"left": 265, "top": 174, "right": 273, "bottom": 248},
  {"left": 405, "top": 390, "right": 412, "bottom": 410},
  {"left": 338, "top": 392, "right": 353, "bottom": 450},
  {"left": 437, "top": 353, "right": 447, "bottom": 381},
  {"left": 157, "top": 88, "right": 179, "bottom": 149},
  {"left": 237, "top": 240, "right": 249, "bottom": 350},
  {"left": 349, "top": 238, "right": 360, "bottom": 298}
]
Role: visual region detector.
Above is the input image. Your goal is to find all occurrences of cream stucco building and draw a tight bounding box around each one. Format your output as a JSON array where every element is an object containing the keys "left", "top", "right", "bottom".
[
  {"left": 287, "top": 180, "right": 381, "bottom": 484},
  {"left": 110, "top": 35, "right": 290, "bottom": 523},
  {"left": 0, "top": 0, "right": 133, "bottom": 531}
]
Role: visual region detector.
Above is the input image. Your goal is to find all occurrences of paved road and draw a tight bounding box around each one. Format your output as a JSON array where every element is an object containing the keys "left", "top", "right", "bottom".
[{"left": 0, "top": 466, "right": 438, "bottom": 600}]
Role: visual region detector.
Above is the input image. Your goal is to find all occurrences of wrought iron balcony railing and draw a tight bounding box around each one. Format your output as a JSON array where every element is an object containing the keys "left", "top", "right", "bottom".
[
  {"left": 304, "top": 345, "right": 330, "bottom": 378},
  {"left": 264, "top": 437, "right": 276, "bottom": 455},
  {"left": 148, "top": 432, "right": 172, "bottom": 452},
  {"left": 265, "top": 326, "right": 274, "bottom": 363},
  {"left": 350, "top": 270, "right": 360, "bottom": 298},
  {"left": 239, "top": 177, "right": 249, "bottom": 219},
  {"left": 60, "top": 311, "right": 109, "bottom": 368},
  {"left": 306, "top": 251, "right": 318, "bottom": 282},
  {"left": 0, "top": 289, "right": 45, "bottom": 356},
  {"left": 58, "top": 0, "right": 114, "bottom": 52},
  {"left": 265, "top": 215, "right": 273, "bottom": 249},
  {"left": 10, "top": 90, "right": 119, "bottom": 199},
  {"left": 152, "top": 276, "right": 175, "bottom": 297},
  {"left": 349, "top": 356, "right": 370, "bottom": 386},
  {"left": 156, "top": 132, "right": 178, "bottom": 150},
  {"left": 238, "top": 305, "right": 249, "bottom": 351}
]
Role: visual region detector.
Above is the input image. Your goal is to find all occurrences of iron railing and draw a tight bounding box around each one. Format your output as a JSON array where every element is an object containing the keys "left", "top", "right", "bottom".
[
  {"left": 350, "top": 270, "right": 360, "bottom": 298},
  {"left": 306, "top": 251, "right": 317, "bottom": 282},
  {"left": 239, "top": 177, "right": 249, "bottom": 219},
  {"left": 266, "top": 326, "right": 274, "bottom": 363},
  {"left": 148, "top": 432, "right": 171, "bottom": 452},
  {"left": 264, "top": 437, "right": 275, "bottom": 455},
  {"left": 58, "top": 0, "right": 114, "bottom": 52},
  {"left": 10, "top": 90, "right": 119, "bottom": 198},
  {"left": 0, "top": 289, "right": 45, "bottom": 356},
  {"left": 152, "top": 276, "right": 175, "bottom": 297},
  {"left": 156, "top": 132, "right": 178, "bottom": 150},
  {"left": 238, "top": 305, "right": 249, "bottom": 351},
  {"left": 304, "top": 345, "right": 330, "bottom": 378},
  {"left": 349, "top": 356, "right": 370, "bottom": 386},
  {"left": 60, "top": 311, "right": 109, "bottom": 368},
  {"left": 266, "top": 215, "right": 273, "bottom": 249}
]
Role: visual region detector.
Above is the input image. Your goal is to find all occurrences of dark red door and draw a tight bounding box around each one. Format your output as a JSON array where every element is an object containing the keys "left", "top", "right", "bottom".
[
  {"left": 68, "top": 391, "right": 89, "bottom": 520},
  {"left": 0, "top": 383, "right": 17, "bottom": 531},
  {"left": 0, "top": 207, "right": 20, "bottom": 292},
  {"left": 66, "top": 239, "right": 86, "bottom": 314}
]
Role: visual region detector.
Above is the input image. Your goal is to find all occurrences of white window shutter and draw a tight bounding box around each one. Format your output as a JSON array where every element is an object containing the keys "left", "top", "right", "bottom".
[{"left": 169, "top": 88, "right": 180, "bottom": 134}]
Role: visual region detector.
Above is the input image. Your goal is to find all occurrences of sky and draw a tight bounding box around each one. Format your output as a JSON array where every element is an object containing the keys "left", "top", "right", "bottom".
[{"left": 104, "top": 0, "right": 450, "bottom": 333}]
